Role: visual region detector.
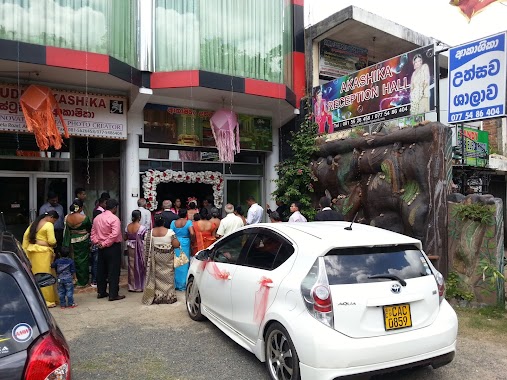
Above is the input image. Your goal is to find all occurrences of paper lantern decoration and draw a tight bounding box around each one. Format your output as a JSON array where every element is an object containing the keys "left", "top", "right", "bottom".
[
  {"left": 210, "top": 109, "right": 240, "bottom": 162},
  {"left": 19, "top": 85, "right": 69, "bottom": 150}
]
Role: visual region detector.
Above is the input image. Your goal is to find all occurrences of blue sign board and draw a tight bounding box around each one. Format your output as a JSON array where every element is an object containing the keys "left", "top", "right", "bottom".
[{"left": 448, "top": 32, "right": 507, "bottom": 123}]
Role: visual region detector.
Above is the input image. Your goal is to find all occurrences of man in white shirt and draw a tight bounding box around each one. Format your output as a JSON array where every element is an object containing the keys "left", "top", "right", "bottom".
[
  {"left": 288, "top": 201, "right": 307, "bottom": 222},
  {"left": 137, "top": 198, "right": 152, "bottom": 230},
  {"left": 246, "top": 196, "right": 264, "bottom": 224},
  {"left": 216, "top": 203, "right": 245, "bottom": 238}
]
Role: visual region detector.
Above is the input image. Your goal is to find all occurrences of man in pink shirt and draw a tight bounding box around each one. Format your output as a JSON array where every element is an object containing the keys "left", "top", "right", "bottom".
[{"left": 91, "top": 199, "right": 125, "bottom": 301}]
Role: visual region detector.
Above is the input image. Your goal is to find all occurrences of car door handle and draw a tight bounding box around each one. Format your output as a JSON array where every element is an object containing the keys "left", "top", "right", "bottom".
[
  {"left": 265, "top": 282, "right": 274, "bottom": 288},
  {"left": 227, "top": 275, "right": 232, "bottom": 280}
]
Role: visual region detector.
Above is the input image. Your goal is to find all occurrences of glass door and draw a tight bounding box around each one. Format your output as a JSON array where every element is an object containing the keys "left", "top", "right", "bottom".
[
  {"left": 0, "top": 174, "right": 31, "bottom": 242},
  {"left": 225, "top": 177, "right": 263, "bottom": 222},
  {"left": 0, "top": 172, "right": 70, "bottom": 242},
  {"left": 35, "top": 174, "right": 70, "bottom": 221}
]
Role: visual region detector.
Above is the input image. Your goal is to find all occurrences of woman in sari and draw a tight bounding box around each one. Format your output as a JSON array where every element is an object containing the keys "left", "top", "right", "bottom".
[
  {"left": 192, "top": 214, "right": 217, "bottom": 256},
  {"left": 171, "top": 209, "right": 194, "bottom": 291},
  {"left": 186, "top": 198, "right": 199, "bottom": 221},
  {"left": 142, "top": 215, "right": 182, "bottom": 305},
  {"left": 124, "top": 210, "right": 147, "bottom": 292},
  {"left": 63, "top": 200, "right": 91, "bottom": 287},
  {"left": 22, "top": 210, "right": 59, "bottom": 307}
]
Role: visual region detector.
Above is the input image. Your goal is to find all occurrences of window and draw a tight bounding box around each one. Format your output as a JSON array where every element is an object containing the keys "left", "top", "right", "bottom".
[
  {"left": 324, "top": 245, "right": 431, "bottom": 285},
  {"left": 273, "top": 243, "right": 294, "bottom": 270},
  {"left": 243, "top": 233, "right": 294, "bottom": 270},
  {"left": 245, "top": 234, "right": 282, "bottom": 269},
  {"left": 213, "top": 232, "right": 251, "bottom": 264},
  {"left": 0, "top": 272, "right": 39, "bottom": 358}
]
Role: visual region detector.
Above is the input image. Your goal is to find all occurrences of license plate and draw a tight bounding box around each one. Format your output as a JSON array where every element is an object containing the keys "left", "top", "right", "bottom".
[{"left": 383, "top": 304, "right": 412, "bottom": 331}]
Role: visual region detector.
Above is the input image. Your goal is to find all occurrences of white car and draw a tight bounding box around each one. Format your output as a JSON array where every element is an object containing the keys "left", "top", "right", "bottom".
[{"left": 185, "top": 222, "right": 458, "bottom": 380}]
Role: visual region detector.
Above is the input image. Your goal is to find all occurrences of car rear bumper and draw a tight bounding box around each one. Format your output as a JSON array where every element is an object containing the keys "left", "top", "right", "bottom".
[
  {"left": 300, "top": 349, "right": 455, "bottom": 380},
  {"left": 289, "top": 301, "right": 458, "bottom": 379}
]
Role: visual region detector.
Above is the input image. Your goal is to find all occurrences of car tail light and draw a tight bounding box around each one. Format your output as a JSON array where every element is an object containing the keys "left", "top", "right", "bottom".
[
  {"left": 301, "top": 257, "right": 334, "bottom": 328},
  {"left": 434, "top": 270, "right": 445, "bottom": 304},
  {"left": 24, "top": 332, "right": 70, "bottom": 380}
]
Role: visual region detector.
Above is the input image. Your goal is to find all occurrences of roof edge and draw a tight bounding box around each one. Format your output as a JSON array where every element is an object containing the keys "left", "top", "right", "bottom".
[{"left": 307, "top": 5, "right": 436, "bottom": 47}]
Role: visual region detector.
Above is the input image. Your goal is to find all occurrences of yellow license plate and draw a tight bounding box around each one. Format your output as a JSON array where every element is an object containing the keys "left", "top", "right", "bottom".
[{"left": 383, "top": 304, "right": 412, "bottom": 331}]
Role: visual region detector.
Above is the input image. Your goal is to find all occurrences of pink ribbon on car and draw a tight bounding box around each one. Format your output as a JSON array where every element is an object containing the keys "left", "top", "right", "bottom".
[
  {"left": 253, "top": 277, "right": 273, "bottom": 324},
  {"left": 198, "top": 259, "right": 230, "bottom": 280}
]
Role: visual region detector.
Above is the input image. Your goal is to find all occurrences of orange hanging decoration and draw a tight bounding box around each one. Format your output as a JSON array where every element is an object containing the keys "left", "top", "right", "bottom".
[{"left": 19, "top": 85, "right": 69, "bottom": 150}]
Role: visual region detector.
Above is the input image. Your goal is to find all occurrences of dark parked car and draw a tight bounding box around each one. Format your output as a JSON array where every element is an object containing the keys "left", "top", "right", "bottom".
[{"left": 0, "top": 228, "right": 71, "bottom": 380}]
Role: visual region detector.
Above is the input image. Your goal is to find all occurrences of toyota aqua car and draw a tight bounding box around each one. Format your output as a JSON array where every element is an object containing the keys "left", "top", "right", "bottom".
[{"left": 185, "top": 222, "right": 457, "bottom": 380}]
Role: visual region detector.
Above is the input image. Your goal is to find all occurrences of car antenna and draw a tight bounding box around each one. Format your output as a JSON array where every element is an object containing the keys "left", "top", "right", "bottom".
[{"left": 344, "top": 212, "right": 358, "bottom": 231}]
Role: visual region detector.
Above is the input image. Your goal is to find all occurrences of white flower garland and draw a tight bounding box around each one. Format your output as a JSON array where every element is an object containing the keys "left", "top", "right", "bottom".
[{"left": 142, "top": 169, "right": 224, "bottom": 211}]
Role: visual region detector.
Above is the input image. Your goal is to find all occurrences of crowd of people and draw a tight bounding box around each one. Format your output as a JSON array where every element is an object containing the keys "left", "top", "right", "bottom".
[{"left": 21, "top": 190, "right": 344, "bottom": 309}]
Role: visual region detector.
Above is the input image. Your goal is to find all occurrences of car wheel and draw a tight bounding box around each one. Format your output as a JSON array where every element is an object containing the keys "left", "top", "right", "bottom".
[
  {"left": 265, "top": 322, "right": 300, "bottom": 380},
  {"left": 186, "top": 277, "right": 205, "bottom": 321}
]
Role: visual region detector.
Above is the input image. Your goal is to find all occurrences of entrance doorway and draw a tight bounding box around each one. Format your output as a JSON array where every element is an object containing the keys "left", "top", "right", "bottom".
[
  {"left": 225, "top": 178, "right": 263, "bottom": 220},
  {"left": 155, "top": 182, "right": 214, "bottom": 210},
  {"left": 0, "top": 172, "right": 70, "bottom": 242}
]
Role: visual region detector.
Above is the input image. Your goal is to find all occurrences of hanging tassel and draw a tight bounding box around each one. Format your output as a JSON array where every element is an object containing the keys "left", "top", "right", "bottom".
[
  {"left": 19, "top": 85, "right": 69, "bottom": 151},
  {"left": 210, "top": 109, "right": 240, "bottom": 162}
]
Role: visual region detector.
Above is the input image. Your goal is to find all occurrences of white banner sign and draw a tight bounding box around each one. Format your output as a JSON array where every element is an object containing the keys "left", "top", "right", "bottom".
[
  {"left": 0, "top": 84, "right": 127, "bottom": 139},
  {"left": 448, "top": 32, "right": 507, "bottom": 123}
]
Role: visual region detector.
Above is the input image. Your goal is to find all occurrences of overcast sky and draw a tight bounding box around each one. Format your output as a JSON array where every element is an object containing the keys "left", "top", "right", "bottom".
[{"left": 306, "top": 0, "right": 507, "bottom": 47}]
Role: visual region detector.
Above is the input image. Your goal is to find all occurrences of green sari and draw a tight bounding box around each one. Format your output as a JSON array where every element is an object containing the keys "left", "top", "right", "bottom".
[{"left": 63, "top": 215, "right": 92, "bottom": 287}]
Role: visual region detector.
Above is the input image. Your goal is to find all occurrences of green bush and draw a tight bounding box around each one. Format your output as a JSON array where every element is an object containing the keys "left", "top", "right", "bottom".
[
  {"left": 272, "top": 100, "right": 319, "bottom": 220},
  {"left": 452, "top": 203, "right": 495, "bottom": 225}
]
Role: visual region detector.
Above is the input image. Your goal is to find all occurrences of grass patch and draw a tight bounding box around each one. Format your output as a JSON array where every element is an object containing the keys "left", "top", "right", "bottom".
[
  {"left": 74, "top": 352, "right": 185, "bottom": 380},
  {"left": 455, "top": 305, "right": 507, "bottom": 344}
]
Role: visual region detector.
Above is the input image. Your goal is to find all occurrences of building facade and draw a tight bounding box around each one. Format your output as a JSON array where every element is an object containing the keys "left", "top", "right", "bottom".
[
  {"left": 0, "top": 0, "right": 305, "bottom": 240},
  {"left": 304, "top": 6, "right": 507, "bottom": 249}
]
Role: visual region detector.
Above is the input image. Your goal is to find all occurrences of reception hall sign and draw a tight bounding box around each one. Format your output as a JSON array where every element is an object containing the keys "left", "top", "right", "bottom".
[{"left": 312, "top": 45, "right": 435, "bottom": 133}]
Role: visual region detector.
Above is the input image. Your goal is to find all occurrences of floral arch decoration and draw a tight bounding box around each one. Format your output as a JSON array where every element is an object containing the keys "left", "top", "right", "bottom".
[{"left": 142, "top": 170, "right": 224, "bottom": 211}]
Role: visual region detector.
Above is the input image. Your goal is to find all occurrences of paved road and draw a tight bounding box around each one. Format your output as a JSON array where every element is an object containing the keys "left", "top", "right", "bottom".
[{"left": 51, "top": 288, "right": 507, "bottom": 380}]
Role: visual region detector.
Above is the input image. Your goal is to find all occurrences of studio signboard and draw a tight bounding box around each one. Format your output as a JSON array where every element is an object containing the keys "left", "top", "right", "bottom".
[
  {"left": 319, "top": 39, "right": 368, "bottom": 79},
  {"left": 0, "top": 84, "right": 127, "bottom": 139},
  {"left": 312, "top": 45, "right": 435, "bottom": 133},
  {"left": 143, "top": 104, "right": 272, "bottom": 151}
]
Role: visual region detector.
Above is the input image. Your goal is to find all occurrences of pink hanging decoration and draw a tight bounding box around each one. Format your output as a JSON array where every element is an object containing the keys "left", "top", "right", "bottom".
[
  {"left": 253, "top": 277, "right": 273, "bottom": 324},
  {"left": 209, "top": 109, "right": 240, "bottom": 162}
]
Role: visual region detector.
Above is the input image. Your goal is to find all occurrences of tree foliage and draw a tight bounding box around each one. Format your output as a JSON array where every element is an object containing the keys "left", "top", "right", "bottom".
[{"left": 272, "top": 102, "right": 319, "bottom": 220}]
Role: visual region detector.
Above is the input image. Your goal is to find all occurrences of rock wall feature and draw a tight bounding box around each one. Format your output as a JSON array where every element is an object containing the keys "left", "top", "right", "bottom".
[
  {"left": 311, "top": 122, "right": 452, "bottom": 273},
  {"left": 447, "top": 195, "right": 505, "bottom": 307}
]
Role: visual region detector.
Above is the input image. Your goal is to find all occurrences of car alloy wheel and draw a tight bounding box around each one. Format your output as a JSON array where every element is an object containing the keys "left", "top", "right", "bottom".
[
  {"left": 185, "top": 277, "right": 204, "bottom": 321},
  {"left": 265, "top": 322, "right": 300, "bottom": 380}
]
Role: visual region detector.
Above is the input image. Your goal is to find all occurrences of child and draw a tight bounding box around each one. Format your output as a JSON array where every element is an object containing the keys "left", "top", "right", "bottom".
[{"left": 51, "top": 248, "right": 77, "bottom": 309}]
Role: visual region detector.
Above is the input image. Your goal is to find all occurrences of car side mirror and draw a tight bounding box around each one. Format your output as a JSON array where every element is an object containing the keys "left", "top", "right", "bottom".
[
  {"left": 34, "top": 273, "right": 57, "bottom": 288},
  {"left": 196, "top": 249, "right": 210, "bottom": 261}
]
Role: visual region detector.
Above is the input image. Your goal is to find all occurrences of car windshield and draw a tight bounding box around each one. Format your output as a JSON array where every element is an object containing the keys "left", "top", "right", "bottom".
[{"left": 323, "top": 245, "right": 432, "bottom": 285}]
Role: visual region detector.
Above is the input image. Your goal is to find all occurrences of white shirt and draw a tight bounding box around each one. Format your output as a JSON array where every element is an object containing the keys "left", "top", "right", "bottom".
[
  {"left": 138, "top": 207, "right": 152, "bottom": 230},
  {"left": 246, "top": 203, "right": 264, "bottom": 224},
  {"left": 289, "top": 210, "right": 307, "bottom": 223},
  {"left": 217, "top": 213, "right": 245, "bottom": 237}
]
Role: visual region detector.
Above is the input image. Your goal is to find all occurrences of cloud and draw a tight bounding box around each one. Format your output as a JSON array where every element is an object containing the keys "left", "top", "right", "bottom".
[{"left": 0, "top": 0, "right": 106, "bottom": 51}]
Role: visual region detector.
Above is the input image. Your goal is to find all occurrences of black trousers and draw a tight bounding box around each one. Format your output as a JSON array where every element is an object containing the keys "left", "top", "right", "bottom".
[
  {"left": 97, "top": 242, "right": 121, "bottom": 298},
  {"left": 54, "top": 229, "right": 64, "bottom": 257}
]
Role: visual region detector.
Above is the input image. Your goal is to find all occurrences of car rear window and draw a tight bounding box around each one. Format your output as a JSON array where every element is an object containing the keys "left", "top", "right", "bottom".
[
  {"left": 323, "top": 245, "right": 432, "bottom": 285},
  {"left": 0, "top": 272, "right": 39, "bottom": 358}
]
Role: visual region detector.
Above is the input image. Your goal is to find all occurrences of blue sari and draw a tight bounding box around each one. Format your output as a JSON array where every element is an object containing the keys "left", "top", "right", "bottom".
[{"left": 170, "top": 219, "right": 192, "bottom": 291}]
